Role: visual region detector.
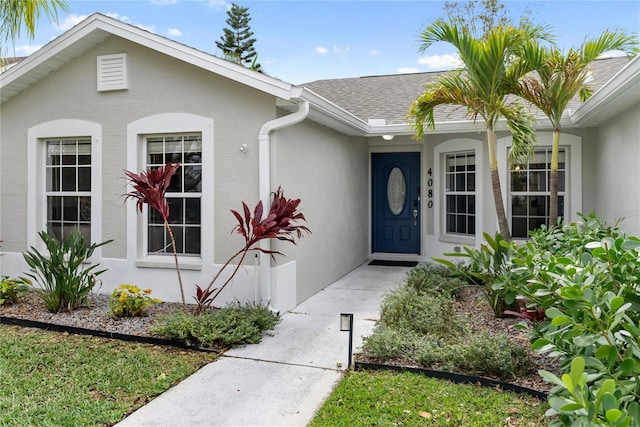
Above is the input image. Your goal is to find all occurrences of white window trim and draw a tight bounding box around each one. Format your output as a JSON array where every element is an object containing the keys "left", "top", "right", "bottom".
[
  {"left": 27, "top": 120, "right": 103, "bottom": 255},
  {"left": 497, "top": 132, "right": 583, "bottom": 237},
  {"left": 126, "top": 113, "right": 214, "bottom": 270},
  {"left": 434, "top": 138, "right": 484, "bottom": 245}
]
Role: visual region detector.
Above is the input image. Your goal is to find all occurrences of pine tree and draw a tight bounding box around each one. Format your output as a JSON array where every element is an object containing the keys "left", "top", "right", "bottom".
[{"left": 215, "top": 3, "right": 262, "bottom": 72}]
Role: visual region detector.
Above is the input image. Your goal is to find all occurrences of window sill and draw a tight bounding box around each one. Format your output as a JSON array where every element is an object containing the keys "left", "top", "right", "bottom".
[
  {"left": 438, "top": 234, "right": 476, "bottom": 247},
  {"left": 136, "top": 256, "right": 202, "bottom": 271}
]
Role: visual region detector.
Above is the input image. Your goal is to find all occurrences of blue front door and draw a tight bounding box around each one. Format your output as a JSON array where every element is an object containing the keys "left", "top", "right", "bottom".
[{"left": 372, "top": 152, "right": 421, "bottom": 254}]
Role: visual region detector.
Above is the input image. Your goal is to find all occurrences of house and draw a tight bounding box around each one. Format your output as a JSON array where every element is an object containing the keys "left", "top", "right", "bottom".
[{"left": 1, "top": 14, "right": 638, "bottom": 312}]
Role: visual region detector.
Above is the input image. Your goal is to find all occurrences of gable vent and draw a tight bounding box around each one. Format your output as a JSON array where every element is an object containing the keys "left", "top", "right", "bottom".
[{"left": 97, "top": 53, "right": 128, "bottom": 91}]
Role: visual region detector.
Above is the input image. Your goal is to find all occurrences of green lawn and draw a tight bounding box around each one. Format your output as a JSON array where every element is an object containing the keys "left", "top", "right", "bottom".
[
  {"left": 0, "top": 324, "right": 217, "bottom": 426},
  {"left": 310, "top": 370, "right": 548, "bottom": 427}
]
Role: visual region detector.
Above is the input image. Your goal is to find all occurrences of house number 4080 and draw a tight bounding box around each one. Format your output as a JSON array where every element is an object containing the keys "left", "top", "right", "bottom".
[{"left": 427, "top": 168, "right": 434, "bottom": 209}]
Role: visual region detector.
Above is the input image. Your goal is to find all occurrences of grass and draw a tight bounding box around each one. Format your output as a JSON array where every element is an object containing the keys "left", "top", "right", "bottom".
[
  {"left": 309, "top": 370, "right": 548, "bottom": 426},
  {"left": 0, "top": 324, "right": 217, "bottom": 426}
]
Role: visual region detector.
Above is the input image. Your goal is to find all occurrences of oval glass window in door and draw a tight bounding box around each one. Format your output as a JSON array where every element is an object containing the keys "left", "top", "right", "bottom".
[{"left": 387, "top": 167, "right": 406, "bottom": 215}]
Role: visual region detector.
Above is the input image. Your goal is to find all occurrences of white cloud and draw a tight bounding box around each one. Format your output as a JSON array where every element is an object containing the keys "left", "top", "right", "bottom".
[
  {"left": 209, "top": 0, "right": 230, "bottom": 11},
  {"left": 397, "top": 67, "right": 421, "bottom": 74},
  {"left": 417, "top": 53, "right": 462, "bottom": 70},
  {"left": 104, "top": 13, "right": 155, "bottom": 33},
  {"left": 56, "top": 14, "right": 88, "bottom": 31},
  {"left": 167, "top": 28, "right": 182, "bottom": 36},
  {"left": 135, "top": 24, "right": 157, "bottom": 33},
  {"left": 315, "top": 46, "right": 350, "bottom": 55},
  {"left": 105, "top": 13, "right": 131, "bottom": 24},
  {"left": 14, "top": 44, "right": 43, "bottom": 55},
  {"left": 151, "top": 0, "right": 177, "bottom": 4},
  {"left": 370, "top": 50, "right": 379, "bottom": 56},
  {"left": 332, "top": 46, "right": 349, "bottom": 55}
]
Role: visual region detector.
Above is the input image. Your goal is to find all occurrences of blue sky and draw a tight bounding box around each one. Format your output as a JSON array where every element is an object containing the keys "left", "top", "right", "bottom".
[{"left": 9, "top": 0, "right": 640, "bottom": 84}]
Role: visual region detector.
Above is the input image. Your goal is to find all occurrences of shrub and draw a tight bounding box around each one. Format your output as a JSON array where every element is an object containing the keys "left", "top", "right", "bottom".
[
  {"left": 405, "top": 263, "right": 466, "bottom": 297},
  {"left": 151, "top": 303, "right": 280, "bottom": 348},
  {"left": 445, "top": 332, "right": 533, "bottom": 378},
  {"left": 361, "top": 327, "right": 437, "bottom": 363},
  {"left": 433, "top": 232, "right": 519, "bottom": 317},
  {"left": 361, "top": 279, "right": 535, "bottom": 380},
  {"left": 501, "top": 213, "right": 640, "bottom": 425},
  {"left": 0, "top": 276, "right": 29, "bottom": 305},
  {"left": 110, "top": 284, "right": 162, "bottom": 317},
  {"left": 23, "top": 230, "right": 111, "bottom": 313},
  {"left": 379, "top": 288, "right": 465, "bottom": 337}
]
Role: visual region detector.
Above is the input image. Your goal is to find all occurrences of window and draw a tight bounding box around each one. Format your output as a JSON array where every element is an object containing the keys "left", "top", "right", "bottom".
[
  {"left": 146, "top": 134, "right": 202, "bottom": 256},
  {"left": 510, "top": 148, "right": 565, "bottom": 238},
  {"left": 45, "top": 138, "right": 91, "bottom": 242},
  {"left": 444, "top": 152, "right": 476, "bottom": 236}
]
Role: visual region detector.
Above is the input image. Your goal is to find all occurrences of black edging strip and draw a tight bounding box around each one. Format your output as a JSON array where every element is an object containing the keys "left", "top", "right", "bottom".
[
  {"left": 354, "top": 361, "right": 548, "bottom": 400},
  {"left": 0, "top": 316, "right": 220, "bottom": 354}
]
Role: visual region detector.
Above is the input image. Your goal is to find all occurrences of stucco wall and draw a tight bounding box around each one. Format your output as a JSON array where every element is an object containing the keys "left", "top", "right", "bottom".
[
  {"left": 271, "top": 119, "right": 369, "bottom": 302},
  {"left": 0, "top": 35, "right": 281, "bottom": 303},
  {"left": 0, "top": 35, "right": 274, "bottom": 263},
  {"left": 591, "top": 104, "right": 640, "bottom": 235}
]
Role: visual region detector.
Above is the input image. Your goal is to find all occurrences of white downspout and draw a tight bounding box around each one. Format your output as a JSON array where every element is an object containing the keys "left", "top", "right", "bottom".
[{"left": 258, "top": 97, "right": 310, "bottom": 307}]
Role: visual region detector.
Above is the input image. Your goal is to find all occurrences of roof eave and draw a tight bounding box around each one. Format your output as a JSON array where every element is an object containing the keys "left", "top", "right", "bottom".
[
  {"left": 570, "top": 56, "right": 640, "bottom": 127},
  {"left": 1, "top": 13, "right": 295, "bottom": 104}
]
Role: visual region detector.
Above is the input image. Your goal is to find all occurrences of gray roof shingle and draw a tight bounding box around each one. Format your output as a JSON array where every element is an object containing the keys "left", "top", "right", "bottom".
[{"left": 302, "top": 56, "right": 631, "bottom": 125}]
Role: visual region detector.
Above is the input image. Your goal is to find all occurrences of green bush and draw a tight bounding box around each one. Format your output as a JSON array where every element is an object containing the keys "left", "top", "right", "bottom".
[
  {"left": 0, "top": 276, "right": 29, "bottom": 305},
  {"left": 361, "top": 327, "right": 437, "bottom": 363},
  {"left": 151, "top": 303, "right": 280, "bottom": 348},
  {"left": 405, "top": 263, "right": 466, "bottom": 297},
  {"left": 362, "top": 268, "right": 535, "bottom": 379},
  {"left": 379, "top": 288, "right": 464, "bottom": 337},
  {"left": 500, "top": 213, "right": 640, "bottom": 425},
  {"left": 445, "top": 332, "right": 533, "bottom": 378},
  {"left": 23, "top": 230, "right": 111, "bottom": 313},
  {"left": 433, "top": 232, "right": 520, "bottom": 317}
]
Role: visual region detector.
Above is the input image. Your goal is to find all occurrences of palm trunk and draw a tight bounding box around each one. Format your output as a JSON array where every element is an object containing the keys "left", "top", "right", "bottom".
[
  {"left": 487, "top": 126, "right": 512, "bottom": 241},
  {"left": 164, "top": 219, "right": 186, "bottom": 308},
  {"left": 548, "top": 129, "right": 560, "bottom": 227}
]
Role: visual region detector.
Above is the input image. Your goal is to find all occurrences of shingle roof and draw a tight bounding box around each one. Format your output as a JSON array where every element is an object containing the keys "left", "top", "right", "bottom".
[{"left": 302, "top": 56, "right": 631, "bottom": 125}]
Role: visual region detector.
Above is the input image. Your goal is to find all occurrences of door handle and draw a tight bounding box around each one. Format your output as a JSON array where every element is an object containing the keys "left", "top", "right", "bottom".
[{"left": 413, "top": 209, "right": 418, "bottom": 225}]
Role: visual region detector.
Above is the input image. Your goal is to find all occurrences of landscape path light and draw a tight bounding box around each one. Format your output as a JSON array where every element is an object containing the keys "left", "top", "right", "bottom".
[{"left": 340, "top": 313, "right": 354, "bottom": 369}]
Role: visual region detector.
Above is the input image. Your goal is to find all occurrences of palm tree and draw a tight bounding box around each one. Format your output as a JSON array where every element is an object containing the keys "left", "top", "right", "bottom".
[
  {"left": 408, "top": 19, "right": 552, "bottom": 240},
  {"left": 0, "top": 0, "right": 69, "bottom": 51},
  {"left": 516, "top": 31, "right": 638, "bottom": 226}
]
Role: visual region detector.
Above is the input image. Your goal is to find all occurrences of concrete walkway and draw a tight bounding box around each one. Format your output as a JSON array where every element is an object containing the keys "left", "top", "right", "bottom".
[{"left": 116, "top": 263, "right": 409, "bottom": 427}]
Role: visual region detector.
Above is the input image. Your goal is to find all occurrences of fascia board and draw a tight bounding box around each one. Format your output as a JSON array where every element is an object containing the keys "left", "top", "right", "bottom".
[
  {"left": 299, "top": 88, "right": 369, "bottom": 135},
  {"left": 570, "top": 56, "right": 640, "bottom": 127},
  {"left": 368, "top": 115, "right": 561, "bottom": 137}
]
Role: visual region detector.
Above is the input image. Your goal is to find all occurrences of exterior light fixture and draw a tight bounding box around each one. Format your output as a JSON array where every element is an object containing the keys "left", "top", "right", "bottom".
[
  {"left": 240, "top": 144, "right": 248, "bottom": 153},
  {"left": 382, "top": 135, "right": 394, "bottom": 141},
  {"left": 340, "top": 313, "right": 354, "bottom": 369}
]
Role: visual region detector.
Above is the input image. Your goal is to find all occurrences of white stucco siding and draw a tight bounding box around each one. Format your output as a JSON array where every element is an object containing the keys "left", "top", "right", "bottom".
[
  {"left": 1, "top": 35, "right": 275, "bottom": 263},
  {"left": 591, "top": 104, "right": 640, "bottom": 235},
  {"left": 0, "top": 35, "right": 281, "bottom": 303},
  {"left": 271, "top": 120, "right": 369, "bottom": 303}
]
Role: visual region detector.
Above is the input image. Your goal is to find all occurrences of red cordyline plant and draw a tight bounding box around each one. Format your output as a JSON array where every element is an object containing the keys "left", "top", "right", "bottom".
[
  {"left": 125, "top": 162, "right": 187, "bottom": 307},
  {"left": 194, "top": 187, "right": 310, "bottom": 314}
]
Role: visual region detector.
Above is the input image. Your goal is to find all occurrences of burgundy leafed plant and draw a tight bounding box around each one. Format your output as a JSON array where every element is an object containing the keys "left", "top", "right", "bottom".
[
  {"left": 125, "top": 162, "right": 187, "bottom": 307},
  {"left": 194, "top": 187, "right": 310, "bottom": 314}
]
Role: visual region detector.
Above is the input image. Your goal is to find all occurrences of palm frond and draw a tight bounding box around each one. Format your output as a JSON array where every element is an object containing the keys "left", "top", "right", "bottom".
[
  {"left": 580, "top": 29, "right": 639, "bottom": 62},
  {"left": 499, "top": 102, "right": 538, "bottom": 165}
]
